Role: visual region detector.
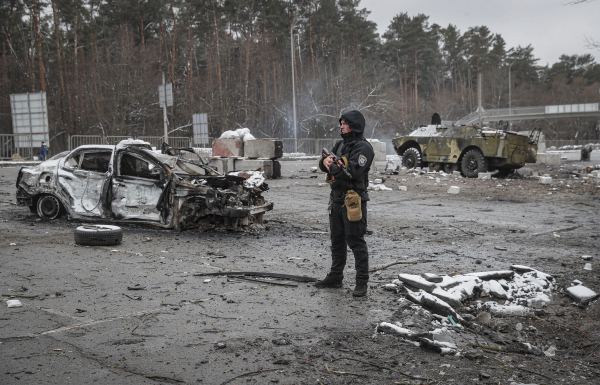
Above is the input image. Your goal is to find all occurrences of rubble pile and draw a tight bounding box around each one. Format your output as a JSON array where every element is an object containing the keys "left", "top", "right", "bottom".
[{"left": 376, "top": 265, "right": 598, "bottom": 356}]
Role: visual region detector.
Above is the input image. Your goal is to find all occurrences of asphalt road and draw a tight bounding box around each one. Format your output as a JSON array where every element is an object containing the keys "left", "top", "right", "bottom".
[{"left": 1, "top": 159, "right": 599, "bottom": 384}]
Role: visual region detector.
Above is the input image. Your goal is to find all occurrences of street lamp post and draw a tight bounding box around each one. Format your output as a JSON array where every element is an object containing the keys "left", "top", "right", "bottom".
[
  {"left": 290, "top": 21, "right": 297, "bottom": 154},
  {"left": 508, "top": 58, "right": 517, "bottom": 129}
]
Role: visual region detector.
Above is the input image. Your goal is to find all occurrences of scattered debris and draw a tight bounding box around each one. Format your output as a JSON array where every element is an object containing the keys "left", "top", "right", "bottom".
[
  {"left": 378, "top": 267, "right": 557, "bottom": 356},
  {"left": 368, "top": 261, "right": 418, "bottom": 273},
  {"left": 193, "top": 272, "right": 317, "bottom": 282},
  {"left": 6, "top": 299, "right": 22, "bottom": 308},
  {"left": 566, "top": 285, "right": 598, "bottom": 304},
  {"left": 447, "top": 186, "right": 460, "bottom": 194}
]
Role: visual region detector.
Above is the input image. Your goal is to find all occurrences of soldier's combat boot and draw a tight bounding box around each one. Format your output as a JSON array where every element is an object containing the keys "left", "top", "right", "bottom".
[
  {"left": 314, "top": 273, "right": 343, "bottom": 288},
  {"left": 352, "top": 279, "right": 368, "bottom": 297}
]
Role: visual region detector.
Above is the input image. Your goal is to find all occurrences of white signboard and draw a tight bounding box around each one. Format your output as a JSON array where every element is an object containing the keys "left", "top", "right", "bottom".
[
  {"left": 158, "top": 83, "right": 173, "bottom": 107},
  {"left": 10, "top": 92, "right": 49, "bottom": 149},
  {"left": 193, "top": 113, "right": 209, "bottom": 145}
]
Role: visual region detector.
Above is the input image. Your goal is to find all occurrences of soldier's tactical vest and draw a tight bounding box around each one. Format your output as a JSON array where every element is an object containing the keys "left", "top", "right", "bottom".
[{"left": 331, "top": 138, "right": 372, "bottom": 194}]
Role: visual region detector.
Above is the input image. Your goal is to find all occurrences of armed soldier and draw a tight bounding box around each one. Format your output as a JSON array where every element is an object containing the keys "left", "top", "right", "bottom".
[{"left": 315, "top": 110, "right": 374, "bottom": 297}]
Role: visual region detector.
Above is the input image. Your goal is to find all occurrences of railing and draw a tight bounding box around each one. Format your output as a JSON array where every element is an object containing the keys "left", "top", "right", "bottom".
[
  {"left": 546, "top": 140, "right": 600, "bottom": 149},
  {"left": 452, "top": 103, "right": 600, "bottom": 126},
  {"left": 1, "top": 134, "right": 35, "bottom": 160},
  {"left": 69, "top": 135, "right": 104, "bottom": 149},
  {"left": 68, "top": 135, "right": 195, "bottom": 150}
]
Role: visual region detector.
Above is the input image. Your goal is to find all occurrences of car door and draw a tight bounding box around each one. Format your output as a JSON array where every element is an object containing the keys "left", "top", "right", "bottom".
[
  {"left": 57, "top": 149, "right": 112, "bottom": 217},
  {"left": 111, "top": 150, "right": 168, "bottom": 223}
]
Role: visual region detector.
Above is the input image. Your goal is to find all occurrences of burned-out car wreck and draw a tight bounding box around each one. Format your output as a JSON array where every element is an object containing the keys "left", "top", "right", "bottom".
[{"left": 16, "top": 140, "right": 273, "bottom": 230}]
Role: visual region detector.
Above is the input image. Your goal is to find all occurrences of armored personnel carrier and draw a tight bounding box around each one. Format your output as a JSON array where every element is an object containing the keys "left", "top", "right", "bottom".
[{"left": 392, "top": 114, "right": 539, "bottom": 177}]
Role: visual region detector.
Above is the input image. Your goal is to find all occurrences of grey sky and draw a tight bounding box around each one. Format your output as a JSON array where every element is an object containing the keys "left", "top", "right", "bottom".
[{"left": 359, "top": 0, "right": 600, "bottom": 66}]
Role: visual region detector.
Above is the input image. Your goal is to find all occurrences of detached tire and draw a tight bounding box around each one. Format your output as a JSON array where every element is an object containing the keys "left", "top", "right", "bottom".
[
  {"left": 461, "top": 149, "right": 488, "bottom": 178},
  {"left": 74, "top": 225, "right": 123, "bottom": 246},
  {"left": 402, "top": 147, "right": 423, "bottom": 169}
]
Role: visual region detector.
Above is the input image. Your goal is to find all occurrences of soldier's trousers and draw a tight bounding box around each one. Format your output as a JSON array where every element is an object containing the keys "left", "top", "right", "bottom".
[{"left": 329, "top": 200, "right": 369, "bottom": 281}]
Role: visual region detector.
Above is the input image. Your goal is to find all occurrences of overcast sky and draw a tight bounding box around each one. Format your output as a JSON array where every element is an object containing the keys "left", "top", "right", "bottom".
[{"left": 358, "top": 0, "right": 600, "bottom": 67}]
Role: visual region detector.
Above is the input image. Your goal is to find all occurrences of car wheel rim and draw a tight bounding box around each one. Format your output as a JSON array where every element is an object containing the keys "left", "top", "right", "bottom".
[{"left": 40, "top": 196, "right": 59, "bottom": 218}]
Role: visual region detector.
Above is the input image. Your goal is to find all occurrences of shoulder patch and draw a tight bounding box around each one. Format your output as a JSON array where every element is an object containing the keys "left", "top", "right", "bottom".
[{"left": 358, "top": 154, "right": 367, "bottom": 167}]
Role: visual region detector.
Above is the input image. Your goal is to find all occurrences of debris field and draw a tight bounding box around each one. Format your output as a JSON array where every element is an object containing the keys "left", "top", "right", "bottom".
[{"left": 1, "top": 158, "right": 599, "bottom": 385}]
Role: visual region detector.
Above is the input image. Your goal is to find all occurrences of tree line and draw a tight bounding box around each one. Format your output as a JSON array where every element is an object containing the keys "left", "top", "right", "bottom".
[{"left": 1, "top": 0, "right": 599, "bottom": 152}]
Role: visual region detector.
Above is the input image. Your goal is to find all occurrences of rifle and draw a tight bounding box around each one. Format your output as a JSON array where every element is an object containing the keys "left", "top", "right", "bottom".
[{"left": 322, "top": 148, "right": 352, "bottom": 181}]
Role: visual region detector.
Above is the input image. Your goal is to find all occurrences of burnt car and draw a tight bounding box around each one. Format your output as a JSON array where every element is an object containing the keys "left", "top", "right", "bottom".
[{"left": 16, "top": 139, "right": 273, "bottom": 230}]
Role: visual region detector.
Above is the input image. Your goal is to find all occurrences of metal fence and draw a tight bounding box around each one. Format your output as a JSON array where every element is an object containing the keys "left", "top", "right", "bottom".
[
  {"left": 1, "top": 134, "right": 35, "bottom": 160},
  {"left": 281, "top": 138, "right": 337, "bottom": 155},
  {"left": 546, "top": 140, "right": 600, "bottom": 149},
  {"left": 68, "top": 135, "right": 194, "bottom": 151}
]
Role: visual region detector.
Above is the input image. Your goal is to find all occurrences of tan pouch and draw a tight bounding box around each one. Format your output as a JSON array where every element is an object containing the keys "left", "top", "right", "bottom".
[{"left": 345, "top": 190, "right": 362, "bottom": 221}]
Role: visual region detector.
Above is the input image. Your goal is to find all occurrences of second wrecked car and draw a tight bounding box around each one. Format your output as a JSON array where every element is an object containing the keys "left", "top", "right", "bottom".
[{"left": 16, "top": 139, "right": 273, "bottom": 230}]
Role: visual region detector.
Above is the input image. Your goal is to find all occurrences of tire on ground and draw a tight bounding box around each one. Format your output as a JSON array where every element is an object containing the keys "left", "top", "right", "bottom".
[
  {"left": 74, "top": 225, "right": 123, "bottom": 246},
  {"left": 401, "top": 147, "right": 423, "bottom": 169},
  {"left": 461, "top": 149, "right": 488, "bottom": 178}
]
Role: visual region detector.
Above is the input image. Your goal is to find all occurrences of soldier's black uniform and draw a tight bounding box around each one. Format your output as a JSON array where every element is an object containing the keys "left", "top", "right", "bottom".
[{"left": 315, "top": 110, "right": 374, "bottom": 296}]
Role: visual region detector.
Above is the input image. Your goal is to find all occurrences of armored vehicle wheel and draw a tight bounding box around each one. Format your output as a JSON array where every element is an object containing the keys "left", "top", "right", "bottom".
[
  {"left": 443, "top": 163, "right": 459, "bottom": 174},
  {"left": 74, "top": 225, "right": 123, "bottom": 246},
  {"left": 461, "top": 149, "right": 488, "bottom": 178},
  {"left": 37, "top": 194, "right": 63, "bottom": 220},
  {"left": 402, "top": 147, "right": 423, "bottom": 169}
]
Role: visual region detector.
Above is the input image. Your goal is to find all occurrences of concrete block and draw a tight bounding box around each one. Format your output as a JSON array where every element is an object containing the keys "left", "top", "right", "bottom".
[
  {"left": 244, "top": 140, "right": 283, "bottom": 159},
  {"left": 447, "top": 186, "right": 460, "bottom": 194},
  {"left": 537, "top": 152, "right": 561, "bottom": 165},
  {"left": 566, "top": 285, "right": 597, "bottom": 304},
  {"left": 212, "top": 138, "right": 244, "bottom": 157},
  {"left": 398, "top": 186, "right": 408, "bottom": 191},
  {"left": 397, "top": 274, "right": 436, "bottom": 292},
  {"left": 591, "top": 170, "right": 599, "bottom": 176},
  {"left": 398, "top": 167, "right": 408, "bottom": 176},
  {"left": 208, "top": 157, "right": 235, "bottom": 174},
  {"left": 539, "top": 176, "right": 552, "bottom": 184},
  {"left": 452, "top": 171, "right": 461, "bottom": 176},
  {"left": 234, "top": 159, "right": 280, "bottom": 179},
  {"left": 421, "top": 273, "right": 443, "bottom": 283},
  {"left": 478, "top": 172, "right": 492, "bottom": 180},
  {"left": 517, "top": 168, "right": 533, "bottom": 176},
  {"left": 368, "top": 140, "right": 387, "bottom": 161}
]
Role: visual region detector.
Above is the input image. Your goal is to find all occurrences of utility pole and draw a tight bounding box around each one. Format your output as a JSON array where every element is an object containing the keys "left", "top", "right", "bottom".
[
  {"left": 162, "top": 72, "right": 168, "bottom": 144},
  {"left": 508, "top": 58, "right": 517, "bottom": 130},
  {"left": 290, "top": 20, "right": 297, "bottom": 153},
  {"left": 477, "top": 72, "right": 483, "bottom": 127}
]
